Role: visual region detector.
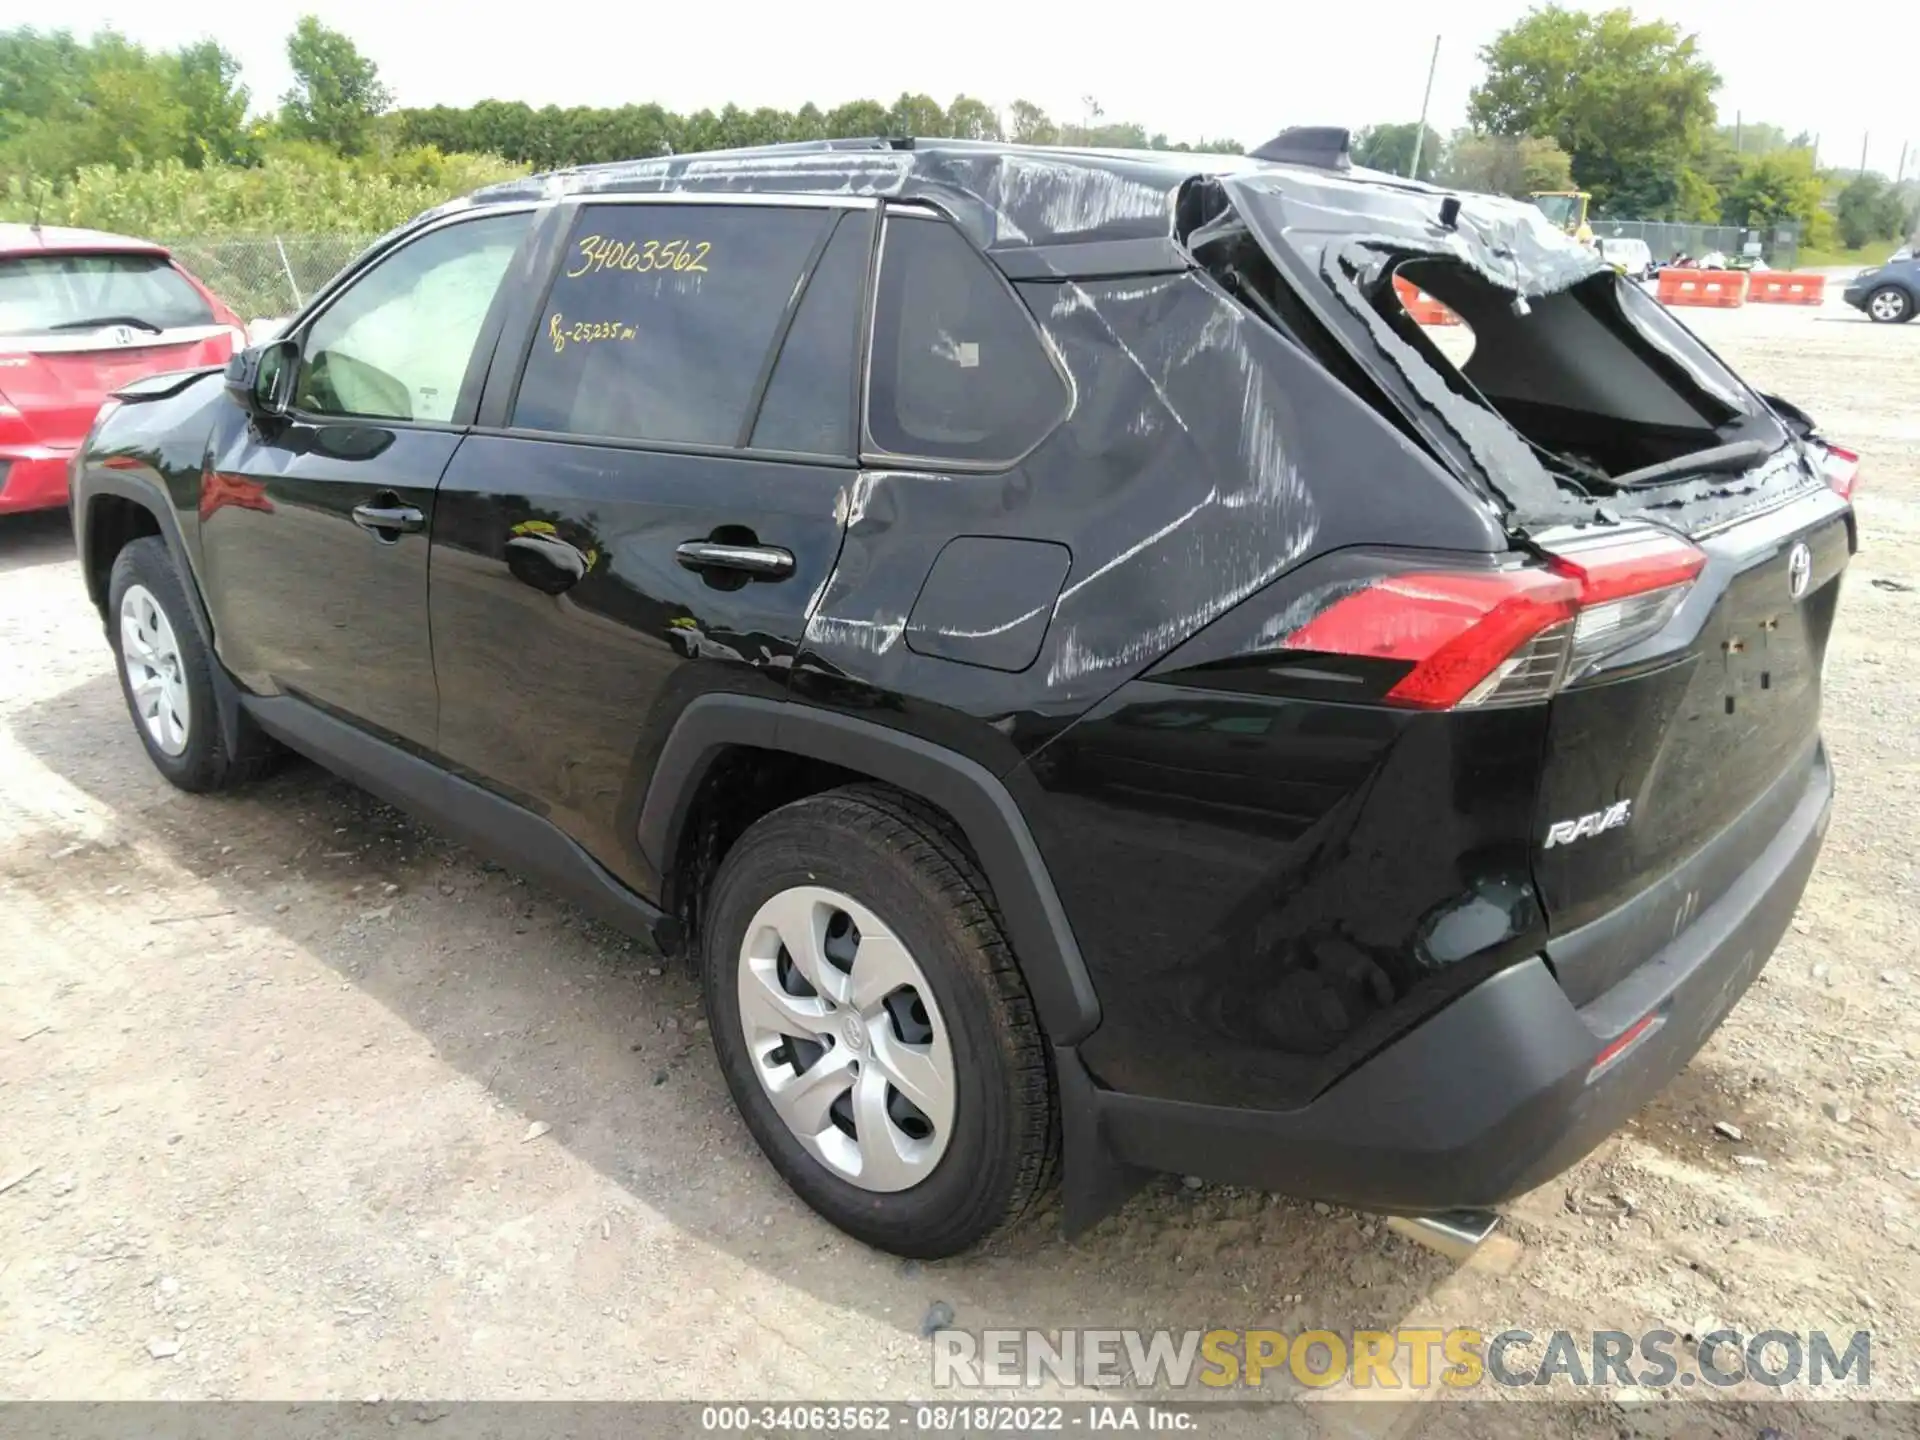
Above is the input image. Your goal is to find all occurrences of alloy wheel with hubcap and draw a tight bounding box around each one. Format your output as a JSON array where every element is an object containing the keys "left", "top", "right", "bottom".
[
  {"left": 119, "top": 583, "right": 191, "bottom": 756},
  {"left": 1868, "top": 287, "right": 1911, "bottom": 323},
  {"left": 736, "top": 884, "right": 956, "bottom": 1192}
]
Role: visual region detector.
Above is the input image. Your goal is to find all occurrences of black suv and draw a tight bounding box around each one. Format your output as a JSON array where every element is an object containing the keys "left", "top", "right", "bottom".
[{"left": 72, "top": 132, "right": 1856, "bottom": 1258}]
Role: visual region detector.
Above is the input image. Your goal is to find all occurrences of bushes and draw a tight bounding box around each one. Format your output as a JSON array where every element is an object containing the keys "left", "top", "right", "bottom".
[{"left": 0, "top": 143, "right": 524, "bottom": 238}]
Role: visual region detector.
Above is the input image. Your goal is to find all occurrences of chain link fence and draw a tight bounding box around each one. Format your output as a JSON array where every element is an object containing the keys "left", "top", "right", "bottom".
[
  {"left": 162, "top": 234, "right": 378, "bottom": 323},
  {"left": 1590, "top": 219, "right": 1802, "bottom": 269}
]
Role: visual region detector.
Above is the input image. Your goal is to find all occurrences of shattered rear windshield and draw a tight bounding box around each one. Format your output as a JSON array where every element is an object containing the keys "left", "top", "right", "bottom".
[{"left": 1214, "top": 171, "right": 1793, "bottom": 528}]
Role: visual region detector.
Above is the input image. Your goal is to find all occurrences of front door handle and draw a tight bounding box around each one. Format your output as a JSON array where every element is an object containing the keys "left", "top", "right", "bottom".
[
  {"left": 352, "top": 498, "right": 424, "bottom": 539},
  {"left": 675, "top": 540, "right": 794, "bottom": 579}
]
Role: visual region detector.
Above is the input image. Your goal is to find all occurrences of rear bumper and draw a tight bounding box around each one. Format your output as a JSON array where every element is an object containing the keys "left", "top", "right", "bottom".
[
  {"left": 1069, "top": 744, "right": 1830, "bottom": 1215},
  {"left": 0, "top": 448, "right": 76, "bottom": 514}
]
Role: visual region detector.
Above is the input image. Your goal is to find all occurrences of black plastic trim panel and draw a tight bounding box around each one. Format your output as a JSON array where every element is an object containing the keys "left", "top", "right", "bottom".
[{"left": 637, "top": 694, "right": 1101, "bottom": 1045}]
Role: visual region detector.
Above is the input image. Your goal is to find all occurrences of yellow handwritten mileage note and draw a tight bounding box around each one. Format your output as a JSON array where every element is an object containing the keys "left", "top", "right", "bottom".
[
  {"left": 565, "top": 235, "right": 712, "bottom": 278},
  {"left": 548, "top": 313, "right": 638, "bottom": 354}
]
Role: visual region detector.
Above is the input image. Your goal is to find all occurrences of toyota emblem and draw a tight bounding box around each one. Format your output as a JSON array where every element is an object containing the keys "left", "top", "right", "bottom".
[{"left": 1787, "top": 541, "right": 1812, "bottom": 600}]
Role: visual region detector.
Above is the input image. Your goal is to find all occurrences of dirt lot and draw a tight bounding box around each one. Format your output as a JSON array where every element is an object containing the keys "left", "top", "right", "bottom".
[{"left": 2, "top": 296, "right": 1917, "bottom": 1430}]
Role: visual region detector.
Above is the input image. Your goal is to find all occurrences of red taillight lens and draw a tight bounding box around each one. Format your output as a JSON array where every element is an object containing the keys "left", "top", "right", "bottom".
[
  {"left": 1547, "top": 527, "right": 1707, "bottom": 601},
  {"left": 1816, "top": 442, "right": 1860, "bottom": 500},
  {"left": 1284, "top": 568, "right": 1579, "bottom": 709},
  {"left": 1550, "top": 529, "right": 1706, "bottom": 683},
  {"left": 1280, "top": 527, "right": 1706, "bottom": 710}
]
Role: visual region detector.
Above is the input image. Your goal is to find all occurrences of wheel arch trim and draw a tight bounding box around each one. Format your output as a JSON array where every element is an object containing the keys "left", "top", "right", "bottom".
[{"left": 637, "top": 694, "right": 1101, "bottom": 1045}]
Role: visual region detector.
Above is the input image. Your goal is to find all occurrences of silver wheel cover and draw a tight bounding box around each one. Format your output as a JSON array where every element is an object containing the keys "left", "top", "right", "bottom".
[
  {"left": 737, "top": 885, "right": 957, "bottom": 1191},
  {"left": 119, "top": 584, "right": 191, "bottom": 757}
]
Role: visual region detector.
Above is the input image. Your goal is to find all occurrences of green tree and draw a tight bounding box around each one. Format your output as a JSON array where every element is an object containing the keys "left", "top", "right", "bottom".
[
  {"left": 171, "top": 40, "right": 250, "bottom": 165},
  {"left": 886, "top": 93, "right": 946, "bottom": 138},
  {"left": 1721, "top": 148, "right": 1824, "bottom": 230},
  {"left": 0, "top": 28, "right": 93, "bottom": 143},
  {"left": 944, "top": 94, "right": 1002, "bottom": 141},
  {"left": 1006, "top": 99, "right": 1058, "bottom": 145},
  {"left": 823, "top": 99, "right": 888, "bottom": 138},
  {"left": 1353, "top": 122, "right": 1444, "bottom": 180},
  {"left": 1469, "top": 6, "right": 1720, "bottom": 213},
  {"left": 1835, "top": 173, "right": 1910, "bottom": 249},
  {"left": 278, "top": 16, "right": 390, "bottom": 155},
  {"left": 1436, "top": 131, "right": 1574, "bottom": 197}
]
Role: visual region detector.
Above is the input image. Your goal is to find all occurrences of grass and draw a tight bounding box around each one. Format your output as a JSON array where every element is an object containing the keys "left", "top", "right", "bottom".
[{"left": 1792, "top": 241, "right": 1905, "bottom": 270}]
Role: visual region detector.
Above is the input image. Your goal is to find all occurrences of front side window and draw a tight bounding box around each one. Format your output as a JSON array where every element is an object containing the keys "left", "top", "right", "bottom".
[
  {"left": 295, "top": 212, "right": 530, "bottom": 424},
  {"left": 0, "top": 253, "right": 214, "bottom": 336},
  {"left": 513, "top": 203, "right": 834, "bottom": 446},
  {"left": 866, "top": 214, "right": 1067, "bottom": 465}
]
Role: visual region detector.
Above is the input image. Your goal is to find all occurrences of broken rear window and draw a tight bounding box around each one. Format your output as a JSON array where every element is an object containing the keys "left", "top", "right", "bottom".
[{"left": 1208, "top": 172, "right": 1803, "bottom": 530}]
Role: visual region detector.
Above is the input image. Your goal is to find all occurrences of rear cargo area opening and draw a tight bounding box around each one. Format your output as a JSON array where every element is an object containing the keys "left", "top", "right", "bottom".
[
  {"left": 1185, "top": 173, "right": 1814, "bottom": 532},
  {"left": 1378, "top": 258, "right": 1784, "bottom": 496}
]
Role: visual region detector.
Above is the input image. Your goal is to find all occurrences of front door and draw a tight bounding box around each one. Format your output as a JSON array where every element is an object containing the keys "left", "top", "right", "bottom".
[
  {"left": 429, "top": 198, "right": 873, "bottom": 890},
  {"left": 197, "top": 210, "right": 534, "bottom": 747}
]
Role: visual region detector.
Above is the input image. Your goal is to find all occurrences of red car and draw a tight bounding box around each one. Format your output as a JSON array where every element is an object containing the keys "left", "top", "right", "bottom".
[{"left": 1, "top": 224, "right": 245, "bottom": 515}]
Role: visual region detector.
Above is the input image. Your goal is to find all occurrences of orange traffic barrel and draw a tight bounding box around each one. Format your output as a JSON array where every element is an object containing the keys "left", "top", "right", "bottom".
[{"left": 1393, "top": 276, "right": 1462, "bottom": 326}]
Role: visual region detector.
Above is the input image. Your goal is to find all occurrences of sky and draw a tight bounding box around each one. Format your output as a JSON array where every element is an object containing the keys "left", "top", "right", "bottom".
[{"left": 46, "top": 0, "right": 1918, "bottom": 179}]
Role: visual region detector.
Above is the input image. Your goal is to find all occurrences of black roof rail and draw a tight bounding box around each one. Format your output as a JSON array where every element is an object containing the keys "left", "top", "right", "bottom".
[{"left": 1249, "top": 126, "right": 1352, "bottom": 171}]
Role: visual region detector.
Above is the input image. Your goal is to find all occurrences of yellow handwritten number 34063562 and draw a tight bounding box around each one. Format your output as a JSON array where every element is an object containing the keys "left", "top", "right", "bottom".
[{"left": 565, "top": 235, "right": 712, "bottom": 278}]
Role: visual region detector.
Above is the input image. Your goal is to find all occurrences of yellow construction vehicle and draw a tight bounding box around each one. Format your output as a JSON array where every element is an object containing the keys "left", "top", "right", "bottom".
[{"left": 1531, "top": 190, "right": 1593, "bottom": 245}]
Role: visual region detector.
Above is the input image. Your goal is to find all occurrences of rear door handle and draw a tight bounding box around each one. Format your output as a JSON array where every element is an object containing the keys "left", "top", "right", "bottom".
[
  {"left": 352, "top": 500, "right": 425, "bottom": 538},
  {"left": 675, "top": 540, "right": 794, "bottom": 579}
]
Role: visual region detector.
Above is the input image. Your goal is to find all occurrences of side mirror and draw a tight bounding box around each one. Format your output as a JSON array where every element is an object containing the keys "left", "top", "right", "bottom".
[{"left": 224, "top": 339, "right": 298, "bottom": 418}]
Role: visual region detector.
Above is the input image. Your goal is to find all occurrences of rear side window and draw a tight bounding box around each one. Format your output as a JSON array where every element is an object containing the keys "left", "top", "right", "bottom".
[
  {"left": 514, "top": 203, "right": 832, "bottom": 446},
  {"left": 866, "top": 215, "right": 1066, "bottom": 465},
  {"left": 750, "top": 212, "right": 871, "bottom": 456},
  {"left": 0, "top": 253, "right": 214, "bottom": 336}
]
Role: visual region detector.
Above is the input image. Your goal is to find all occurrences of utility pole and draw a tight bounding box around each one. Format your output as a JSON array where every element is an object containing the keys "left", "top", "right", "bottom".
[
  {"left": 1734, "top": 111, "right": 1742, "bottom": 154},
  {"left": 1860, "top": 132, "right": 1870, "bottom": 176},
  {"left": 1409, "top": 34, "right": 1440, "bottom": 180},
  {"left": 1898, "top": 140, "right": 1910, "bottom": 184}
]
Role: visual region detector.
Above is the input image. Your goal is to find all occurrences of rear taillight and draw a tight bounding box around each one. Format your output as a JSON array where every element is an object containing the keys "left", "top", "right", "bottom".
[
  {"left": 1815, "top": 441, "right": 1860, "bottom": 500},
  {"left": 1548, "top": 527, "right": 1707, "bottom": 683},
  {"left": 1279, "top": 527, "right": 1705, "bottom": 710}
]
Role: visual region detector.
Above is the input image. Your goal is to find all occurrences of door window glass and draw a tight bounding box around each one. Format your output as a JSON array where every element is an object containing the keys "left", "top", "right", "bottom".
[
  {"left": 750, "top": 212, "right": 871, "bottom": 456},
  {"left": 295, "top": 212, "right": 530, "bottom": 424},
  {"left": 865, "top": 214, "right": 1067, "bottom": 464},
  {"left": 513, "top": 203, "right": 832, "bottom": 447}
]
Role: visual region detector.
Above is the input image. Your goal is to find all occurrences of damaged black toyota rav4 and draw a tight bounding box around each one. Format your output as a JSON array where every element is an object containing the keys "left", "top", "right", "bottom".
[{"left": 72, "top": 130, "right": 1856, "bottom": 1258}]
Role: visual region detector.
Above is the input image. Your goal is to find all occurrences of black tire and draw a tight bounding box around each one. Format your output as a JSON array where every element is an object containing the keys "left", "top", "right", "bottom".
[
  {"left": 1866, "top": 285, "right": 1914, "bottom": 324},
  {"left": 107, "top": 536, "right": 276, "bottom": 793},
  {"left": 701, "top": 784, "right": 1057, "bottom": 1257}
]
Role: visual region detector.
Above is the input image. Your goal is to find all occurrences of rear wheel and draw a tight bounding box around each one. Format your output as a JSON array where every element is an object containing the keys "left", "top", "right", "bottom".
[
  {"left": 1866, "top": 286, "right": 1913, "bottom": 323},
  {"left": 108, "top": 537, "right": 275, "bottom": 792},
  {"left": 701, "top": 785, "right": 1057, "bottom": 1256}
]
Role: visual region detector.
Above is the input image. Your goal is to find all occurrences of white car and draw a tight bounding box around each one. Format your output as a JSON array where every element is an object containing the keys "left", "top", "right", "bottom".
[{"left": 1597, "top": 236, "right": 1653, "bottom": 279}]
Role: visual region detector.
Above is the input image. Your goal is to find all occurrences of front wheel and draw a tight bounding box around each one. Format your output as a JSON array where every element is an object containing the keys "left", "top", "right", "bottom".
[
  {"left": 701, "top": 785, "right": 1057, "bottom": 1257},
  {"left": 107, "top": 536, "right": 276, "bottom": 792},
  {"left": 1866, "top": 286, "right": 1913, "bottom": 323}
]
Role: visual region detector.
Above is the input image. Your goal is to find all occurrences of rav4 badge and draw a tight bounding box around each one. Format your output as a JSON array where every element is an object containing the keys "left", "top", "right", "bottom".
[{"left": 1545, "top": 799, "right": 1633, "bottom": 849}]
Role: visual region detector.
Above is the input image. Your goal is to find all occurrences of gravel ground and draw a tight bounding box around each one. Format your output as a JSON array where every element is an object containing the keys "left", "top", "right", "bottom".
[{"left": 1, "top": 294, "right": 1917, "bottom": 1432}]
